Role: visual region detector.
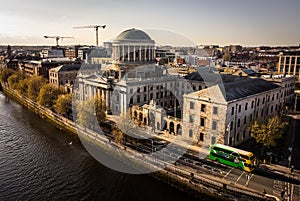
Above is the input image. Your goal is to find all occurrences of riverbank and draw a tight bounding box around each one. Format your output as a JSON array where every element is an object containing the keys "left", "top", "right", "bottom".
[{"left": 0, "top": 83, "right": 275, "bottom": 201}]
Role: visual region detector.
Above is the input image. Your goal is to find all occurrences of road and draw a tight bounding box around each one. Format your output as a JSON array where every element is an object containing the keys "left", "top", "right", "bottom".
[{"left": 99, "top": 122, "right": 300, "bottom": 200}]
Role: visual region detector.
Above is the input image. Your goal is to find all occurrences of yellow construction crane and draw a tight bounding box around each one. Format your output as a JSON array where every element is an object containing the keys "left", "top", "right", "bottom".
[
  {"left": 73, "top": 25, "right": 106, "bottom": 47},
  {"left": 43, "top": 36, "right": 74, "bottom": 46}
]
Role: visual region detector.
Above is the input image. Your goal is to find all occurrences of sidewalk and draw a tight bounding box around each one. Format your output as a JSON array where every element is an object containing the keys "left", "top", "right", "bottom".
[{"left": 258, "top": 163, "right": 300, "bottom": 177}]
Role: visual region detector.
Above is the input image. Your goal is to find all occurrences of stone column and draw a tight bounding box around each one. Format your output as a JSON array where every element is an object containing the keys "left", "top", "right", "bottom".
[
  {"left": 139, "top": 46, "right": 142, "bottom": 61},
  {"left": 144, "top": 46, "right": 147, "bottom": 61},
  {"left": 294, "top": 56, "right": 298, "bottom": 76},
  {"left": 288, "top": 56, "right": 292, "bottom": 75},
  {"left": 283, "top": 56, "right": 286, "bottom": 74},
  {"left": 133, "top": 45, "right": 136, "bottom": 61},
  {"left": 122, "top": 45, "right": 125, "bottom": 61},
  {"left": 128, "top": 45, "right": 130, "bottom": 61}
]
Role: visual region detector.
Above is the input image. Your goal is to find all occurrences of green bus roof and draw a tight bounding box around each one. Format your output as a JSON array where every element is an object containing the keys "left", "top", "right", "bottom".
[{"left": 211, "top": 144, "right": 253, "bottom": 157}]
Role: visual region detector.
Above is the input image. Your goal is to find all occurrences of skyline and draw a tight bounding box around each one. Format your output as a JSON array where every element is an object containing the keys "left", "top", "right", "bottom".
[{"left": 0, "top": 0, "right": 299, "bottom": 47}]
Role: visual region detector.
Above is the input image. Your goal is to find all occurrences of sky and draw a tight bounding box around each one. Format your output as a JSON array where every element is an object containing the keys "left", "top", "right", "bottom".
[{"left": 0, "top": 0, "right": 299, "bottom": 47}]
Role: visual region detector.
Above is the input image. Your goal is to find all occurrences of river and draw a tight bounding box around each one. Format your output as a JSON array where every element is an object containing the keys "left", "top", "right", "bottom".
[{"left": 0, "top": 92, "right": 202, "bottom": 201}]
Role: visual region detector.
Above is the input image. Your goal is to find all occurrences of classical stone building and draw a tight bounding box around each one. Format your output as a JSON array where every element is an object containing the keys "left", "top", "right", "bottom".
[
  {"left": 182, "top": 78, "right": 287, "bottom": 148},
  {"left": 112, "top": 28, "right": 156, "bottom": 78},
  {"left": 277, "top": 51, "right": 300, "bottom": 81}
]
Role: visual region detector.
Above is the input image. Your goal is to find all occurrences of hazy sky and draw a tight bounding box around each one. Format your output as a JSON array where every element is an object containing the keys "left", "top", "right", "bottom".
[{"left": 0, "top": 0, "right": 299, "bottom": 46}]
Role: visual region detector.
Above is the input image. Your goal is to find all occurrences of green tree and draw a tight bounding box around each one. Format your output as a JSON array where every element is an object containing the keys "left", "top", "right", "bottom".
[
  {"left": 251, "top": 116, "right": 286, "bottom": 156},
  {"left": 27, "top": 76, "right": 46, "bottom": 101},
  {"left": 0, "top": 67, "right": 14, "bottom": 83},
  {"left": 37, "top": 83, "right": 61, "bottom": 108},
  {"left": 54, "top": 94, "right": 73, "bottom": 118},
  {"left": 94, "top": 95, "right": 106, "bottom": 123}
]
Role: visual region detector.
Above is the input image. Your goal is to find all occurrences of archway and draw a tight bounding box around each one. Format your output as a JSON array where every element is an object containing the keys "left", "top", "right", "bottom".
[{"left": 170, "top": 122, "right": 175, "bottom": 134}]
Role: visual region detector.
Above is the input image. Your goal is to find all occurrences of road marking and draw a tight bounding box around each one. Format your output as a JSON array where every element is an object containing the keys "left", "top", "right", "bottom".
[
  {"left": 244, "top": 173, "right": 254, "bottom": 186},
  {"left": 223, "top": 167, "right": 233, "bottom": 179},
  {"left": 235, "top": 172, "right": 245, "bottom": 184}
]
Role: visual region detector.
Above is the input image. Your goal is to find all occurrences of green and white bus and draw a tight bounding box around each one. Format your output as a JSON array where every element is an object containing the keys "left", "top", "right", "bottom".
[{"left": 209, "top": 144, "right": 255, "bottom": 172}]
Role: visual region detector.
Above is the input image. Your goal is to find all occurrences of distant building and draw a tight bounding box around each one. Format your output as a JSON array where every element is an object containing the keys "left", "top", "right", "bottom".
[
  {"left": 6, "top": 59, "right": 20, "bottom": 70},
  {"left": 277, "top": 51, "right": 300, "bottom": 81},
  {"left": 24, "top": 58, "right": 75, "bottom": 79},
  {"left": 49, "top": 64, "right": 81, "bottom": 93}
]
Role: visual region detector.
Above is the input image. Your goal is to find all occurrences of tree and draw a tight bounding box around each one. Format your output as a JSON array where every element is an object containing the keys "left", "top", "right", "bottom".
[
  {"left": 112, "top": 127, "right": 124, "bottom": 145},
  {"left": 54, "top": 94, "right": 73, "bottom": 118},
  {"left": 37, "top": 83, "right": 61, "bottom": 108},
  {"left": 27, "top": 76, "right": 47, "bottom": 102},
  {"left": 0, "top": 67, "right": 14, "bottom": 83},
  {"left": 17, "top": 78, "right": 29, "bottom": 96},
  {"left": 251, "top": 116, "right": 287, "bottom": 156},
  {"left": 7, "top": 71, "right": 27, "bottom": 90},
  {"left": 76, "top": 96, "right": 106, "bottom": 129},
  {"left": 222, "top": 53, "right": 231, "bottom": 61}
]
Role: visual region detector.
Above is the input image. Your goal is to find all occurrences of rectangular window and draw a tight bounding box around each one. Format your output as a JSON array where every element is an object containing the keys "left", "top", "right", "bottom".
[
  {"left": 213, "top": 106, "right": 218, "bottom": 115},
  {"left": 230, "top": 121, "right": 233, "bottom": 130},
  {"left": 189, "top": 130, "right": 193, "bottom": 138},
  {"left": 237, "top": 119, "right": 240, "bottom": 127},
  {"left": 244, "top": 117, "right": 247, "bottom": 124},
  {"left": 144, "top": 95, "right": 147, "bottom": 102},
  {"left": 250, "top": 114, "right": 253, "bottom": 122},
  {"left": 262, "top": 97, "right": 265, "bottom": 104},
  {"left": 201, "top": 104, "right": 206, "bottom": 112},
  {"left": 144, "top": 86, "right": 147, "bottom": 92},
  {"left": 238, "top": 105, "right": 241, "bottom": 113},
  {"left": 189, "top": 115, "right": 194, "bottom": 123},
  {"left": 150, "top": 93, "right": 153, "bottom": 100},
  {"left": 257, "top": 99, "right": 260, "bottom": 106},
  {"left": 212, "top": 121, "right": 217, "bottom": 130},
  {"left": 137, "top": 95, "right": 140, "bottom": 103},
  {"left": 200, "top": 118, "right": 205, "bottom": 127},
  {"left": 231, "top": 107, "right": 234, "bottom": 115},
  {"left": 251, "top": 101, "right": 254, "bottom": 109},
  {"left": 245, "top": 103, "right": 248, "bottom": 111},
  {"left": 200, "top": 133, "right": 204, "bottom": 142},
  {"left": 190, "top": 101, "right": 195, "bottom": 109}
]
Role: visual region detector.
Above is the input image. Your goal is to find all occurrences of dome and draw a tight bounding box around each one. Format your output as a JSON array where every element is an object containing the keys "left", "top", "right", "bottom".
[{"left": 116, "top": 28, "right": 152, "bottom": 41}]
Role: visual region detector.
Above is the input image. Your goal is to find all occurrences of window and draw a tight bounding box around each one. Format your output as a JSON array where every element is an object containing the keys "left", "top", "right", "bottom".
[
  {"left": 198, "top": 85, "right": 202, "bottom": 90},
  {"left": 263, "top": 97, "right": 265, "bottom": 104},
  {"left": 243, "top": 131, "right": 246, "bottom": 139},
  {"left": 190, "top": 101, "right": 195, "bottom": 109},
  {"left": 276, "top": 93, "right": 279, "bottom": 99},
  {"left": 199, "top": 133, "right": 204, "bottom": 142},
  {"left": 238, "top": 105, "right": 241, "bottom": 113},
  {"left": 213, "top": 106, "right": 218, "bottom": 115},
  {"left": 237, "top": 119, "right": 240, "bottom": 127},
  {"left": 272, "top": 94, "right": 274, "bottom": 101},
  {"left": 231, "top": 107, "right": 234, "bottom": 115},
  {"left": 257, "top": 99, "right": 260, "bottom": 106},
  {"left": 271, "top": 106, "right": 274, "bottom": 113},
  {"left": 137, "top": 87, "right": 140, "bottom": 93},
  {"left": 211, "top": 136, "right": 216, "bottom": 145},
  {"left": 250, "top": 114, "right": 253, "bottom": 122},
  {"left": 137, "top": 95, "right": 140, "bottom": 103},
  {"left": 212, "top": 121, "right": 217, "bottom": 130},
  {"left": 261, "top": 109, "right": 264, "bottom": 117},
  {"left": 144, "top": 86, "right": 147, "bottom": 92},
  {"left": 150, "top": 93, "right": 153, "bottom": 100},
  {"left": 251, "top": 101, "right": 254, "bottom": 109},
  {"left": 200, "top": 118, "right": 205, "bottom": 127},
  {"left": 244, "top": 117, "right": 246, "bottom": 124},
  {"left": 144, "top": 95, "right": 147, "bottom": 102},
  {"left": 245, "top": 103, "right": 248, "bottom": 111},
  {"left": 156, "top": 92, "right": 159, "bottom": 98},
  {"left": 201, "top": 104, "right": 206, "bottom": 112},
  {"left": 189, "top": 115, "right": 194, "bottom": 123},
  {"left": 189, "top": 130, "right": 193, "bottom": 138}
]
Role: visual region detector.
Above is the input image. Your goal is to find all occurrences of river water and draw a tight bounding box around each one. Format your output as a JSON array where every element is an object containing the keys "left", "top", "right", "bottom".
[{"left": 0, "top": 92, "right": 201, "bottom": 201}]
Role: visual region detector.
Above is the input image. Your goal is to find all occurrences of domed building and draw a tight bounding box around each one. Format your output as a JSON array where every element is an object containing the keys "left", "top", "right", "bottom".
[{"left": 112, "top": 28, "right": 156, "bottom": 77}]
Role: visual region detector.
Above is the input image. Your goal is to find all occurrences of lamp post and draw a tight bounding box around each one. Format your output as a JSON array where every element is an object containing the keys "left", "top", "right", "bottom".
[{"left": 226, "top": 122, "right": 231, "bottom": 145}]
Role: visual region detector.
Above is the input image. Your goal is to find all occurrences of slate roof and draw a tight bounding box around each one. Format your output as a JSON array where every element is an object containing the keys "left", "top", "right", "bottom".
[{"left": 187, "top": 78, "right": 281, "bottom": 103}]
